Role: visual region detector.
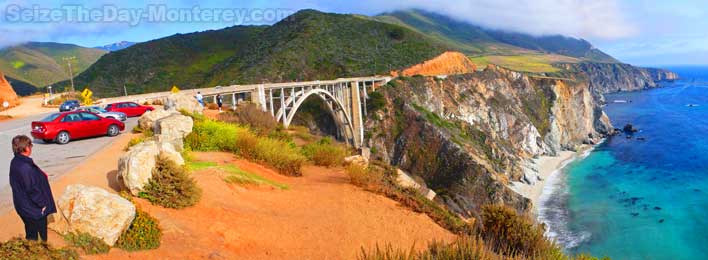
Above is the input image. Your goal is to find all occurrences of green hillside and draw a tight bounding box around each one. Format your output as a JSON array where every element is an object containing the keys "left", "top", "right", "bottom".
[
  {"left": 0, "top": 42, "right": 106, "bottom": 89},
  {"left": 74, "top": 9, "right": 448, "bottom": 97}
]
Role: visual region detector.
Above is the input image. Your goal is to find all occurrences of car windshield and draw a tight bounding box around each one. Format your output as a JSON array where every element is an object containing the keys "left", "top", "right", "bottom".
[
  {"left": 90, "top": 107, "right": 108, "bottom": 113},
  {"left": 39, "top": 113, "right": 61, "bottom": 122}
]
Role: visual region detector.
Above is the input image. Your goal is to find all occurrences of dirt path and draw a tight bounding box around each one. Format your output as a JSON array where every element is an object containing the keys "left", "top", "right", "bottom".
[
  {"left": 1, "top": 95, "right": 56, "bottom": 119},
  {"left": 0, "top": 138, "right": 456, "bottom": 259}
]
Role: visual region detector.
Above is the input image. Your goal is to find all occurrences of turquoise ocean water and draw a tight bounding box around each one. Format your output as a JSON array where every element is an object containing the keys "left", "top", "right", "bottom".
[{"left": 539, "top": 66, "right": 708, "bottom": 259}]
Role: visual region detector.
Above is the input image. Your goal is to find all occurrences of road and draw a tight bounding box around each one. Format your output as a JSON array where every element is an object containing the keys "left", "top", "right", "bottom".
[{"left": 0, "top": 113, "right": 137, "bottom": 211}]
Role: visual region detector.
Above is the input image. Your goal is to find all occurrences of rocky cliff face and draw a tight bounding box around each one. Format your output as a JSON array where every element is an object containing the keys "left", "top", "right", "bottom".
[
  {"left": 365, "top": 66, "right": 612, "bottom": 219},
  {"left": 0, "top": 71, "right": 20, "bottom": 110},
  {"left": 560, "top": 63, "right": 678, "bottom": 95}
]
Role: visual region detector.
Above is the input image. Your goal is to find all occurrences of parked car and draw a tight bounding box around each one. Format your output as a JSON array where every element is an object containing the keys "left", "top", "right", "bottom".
[
  {"left": 31, "top": 111, "right": 125, "bottom": 144},
  {"left": 105, "top": 102, "right": 154, "bottom": 117},
  {"left": 59, "top": 100, "right": 80, "bottom": 112},
  {"left": 76, "top": 106, "right": 127, "bottom": 121}
]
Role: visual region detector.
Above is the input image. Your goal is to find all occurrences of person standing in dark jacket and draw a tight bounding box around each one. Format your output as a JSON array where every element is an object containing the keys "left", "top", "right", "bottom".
[
  {"left": 9, "top": 135, "right": 56, "bottom": 241},
  {"left": 216, "top": 94, "right": 224, "bottom": 112}
]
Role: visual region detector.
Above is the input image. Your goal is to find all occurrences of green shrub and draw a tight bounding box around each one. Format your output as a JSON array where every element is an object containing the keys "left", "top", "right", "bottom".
[
  {"left": 139, "top": 153, "right": 202, "bottom": 209},
  {"left": 115, "top": 208, "right": 162, "bottom": 251},
  {"left": 186, "top": 120, "right": 250, "bottom": 152},
  {"left": 301, "top": 137, "right": 349, "bottom": 167},
  {"left": 481, "top": 204, "right": 555, "bottom": 257},
  {"left": 62, "top": 232, "right": 110, "bottom": 255},
  {"left": 251, "top": 138, "right": 307, "bottom": 176},
  {"left": 366, "top": 91, "right": 386, "bottom": 114},
  {"left": 0, "top": 237, "right": 78, "bottom": 259}
]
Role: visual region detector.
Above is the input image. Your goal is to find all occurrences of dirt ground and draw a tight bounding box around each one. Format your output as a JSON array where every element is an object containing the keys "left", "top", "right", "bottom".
[
  {"left": 0, "top": 95, "right": 57, "bottom": 120},
  {"left": 0, "top": 133, "right": 456, "bottom": 259}
]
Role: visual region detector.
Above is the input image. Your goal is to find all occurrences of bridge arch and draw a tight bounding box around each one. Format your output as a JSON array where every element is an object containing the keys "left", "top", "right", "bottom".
[{"left": 282, "top": 88, "right": 356, "bottom": 145}]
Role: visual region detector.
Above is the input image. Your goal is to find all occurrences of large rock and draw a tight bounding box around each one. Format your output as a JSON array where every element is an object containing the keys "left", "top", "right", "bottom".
[
  {"left": 50, "top": 184, "right": 135, "bottom": 246},
  {"left": 138, "top": 109, "right": 178, "bottom": 131},
  {"left": 164, "top": 93, "right": 203, "bottom": 114},
  {"left": 155, "top": 114, "right": 193, "bottom": 151},
  {"left": 395, "top": 169, "right": 436, "bottom": 201},
  {"left": 117, "top": 140, "right": 184, "bottom": 195}
]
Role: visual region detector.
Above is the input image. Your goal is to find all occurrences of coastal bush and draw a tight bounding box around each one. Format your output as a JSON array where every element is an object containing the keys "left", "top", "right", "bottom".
[
  {"left": 0, "top": 237, "right": 78, "bottom": 259},
  {"left": 139, "top": 153, "right": 202, "bottom": 209},
  {"left": 366, "top": 91, "right": 386, "bottom": 114},
  {"left": 481, "top": 204, "right": 556, "bottom": 257},
  {"left": 62, "top": 232, "right": 110, "bottom": 255},
  {"left": 301, "top": 137, "right": 349, "bottom": 167},
  {"left": 186, "top": 119, "right": 306, "bottom": 176},
  {"left": 359, "top": 236, "right": 498, "bottom": 260},
  {"left": 186, "top": 119, "right": 249, "bottom": 152},
  {"left": 218, "top": 103, "right": 277, "bottom": 135},
  {"left": 206, "top": 103, "right": 219, "bottom": 110},
  {"left": 115, "top": 208, "right": 162, "bottom": 251},
  {"left": 250, "top": 137, "right": 306, "bottom": 176}
]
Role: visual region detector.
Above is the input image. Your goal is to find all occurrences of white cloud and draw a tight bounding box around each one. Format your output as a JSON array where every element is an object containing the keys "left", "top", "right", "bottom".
[{"left": 325, "top": 0, "right": 638, "bottom": 40}]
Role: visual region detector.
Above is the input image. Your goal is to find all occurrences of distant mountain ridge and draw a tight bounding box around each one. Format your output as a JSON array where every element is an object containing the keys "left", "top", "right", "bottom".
[
  {"left": 373, "top": 9, "right": 618, "bottom": 63},
  {"left": 71, "top": 9, "right": 660, "bottom": 98},
  {"left": 95, "top": 41, "right": 137, "bottom": 52},
  {"left": 0, "top": 42, "right": 106, "bottom": 90}
]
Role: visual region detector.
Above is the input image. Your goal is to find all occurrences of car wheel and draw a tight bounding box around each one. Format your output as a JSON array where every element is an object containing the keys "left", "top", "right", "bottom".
[
  {"left": 55, "top": 131, "right": 71, "bottom": 144},
  {"left": 107, "top": 124, "right": 120, "bottom": 137}
]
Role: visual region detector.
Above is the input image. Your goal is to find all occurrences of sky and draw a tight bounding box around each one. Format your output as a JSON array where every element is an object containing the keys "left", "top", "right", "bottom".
[{"left": 0, "top": 0, "right": 706, "bottom": 66}]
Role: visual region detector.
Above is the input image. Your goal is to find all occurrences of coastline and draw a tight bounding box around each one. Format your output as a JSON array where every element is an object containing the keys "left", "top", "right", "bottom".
[{"left": 510, "top": 145, "right": 593, "bottom": 216}]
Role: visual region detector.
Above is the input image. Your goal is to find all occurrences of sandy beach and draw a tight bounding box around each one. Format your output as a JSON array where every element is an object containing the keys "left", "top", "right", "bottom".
[{"left": 510, "top": 146, "right": 592, "bottom": 216}]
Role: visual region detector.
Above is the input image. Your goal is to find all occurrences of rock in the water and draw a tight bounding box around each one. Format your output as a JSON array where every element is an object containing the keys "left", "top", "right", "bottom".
[
  {"left": 51, "top": 184, "right": 135, "bottom": 246},
  {"left": 155, "top": 114, "right": 193, "bottom": 151},
  {"left": 623, "top": 124, "right": 638, "bottom": 133},
  {"left": 138, "top": 109, "right": 178, "bottom": 132},
  {"left": 164, "top": 93, "right": 203, "bottom": 114},
  {"left": 117, "top": 140, "right": 184, "bottom": 195}
]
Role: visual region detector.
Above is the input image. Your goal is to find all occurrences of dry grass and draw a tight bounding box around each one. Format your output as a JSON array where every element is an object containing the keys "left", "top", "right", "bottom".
[{"left": 218, "top": 103, "right": 277, "bottom": 135}]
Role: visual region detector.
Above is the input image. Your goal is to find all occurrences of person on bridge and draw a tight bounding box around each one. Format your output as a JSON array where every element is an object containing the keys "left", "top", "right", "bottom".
[
  {"left": 196, "top": 92, "right": 204, "bottom": 107},
  {"left": 216, "top": 94, "right": 224, "bottom": 112},
  {"left": 9, "top": 135, "right": 56, "bottom": 241}
]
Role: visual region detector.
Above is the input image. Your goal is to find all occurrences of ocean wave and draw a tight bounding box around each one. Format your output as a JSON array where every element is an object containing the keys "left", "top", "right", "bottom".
[{"left": 536, "top": 144, "right": 602, "bottom": 250}]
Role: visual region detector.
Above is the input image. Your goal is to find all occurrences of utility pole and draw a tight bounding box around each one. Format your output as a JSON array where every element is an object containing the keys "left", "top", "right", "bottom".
[{"left": 63, "top": 56, "right": 76, "bottom": 92}]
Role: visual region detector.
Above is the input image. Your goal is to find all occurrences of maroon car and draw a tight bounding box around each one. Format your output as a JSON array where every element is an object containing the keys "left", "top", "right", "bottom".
[
  {"left": 105, "top": 102, "right": 154, "bottom": 117},
  {"left": 31, "top": 111, "right": 125, "bottom": 144}
]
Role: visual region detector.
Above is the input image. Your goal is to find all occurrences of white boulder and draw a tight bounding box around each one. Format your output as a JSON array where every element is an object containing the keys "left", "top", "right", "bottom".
[
  {"left": 138, "top": 109, "right": 177, "bottom": 132},
  {"left": 117, "top": 140, "right": 184, "bottom": 195},
  {"left": 164, "top": 93, "right": 203, "bottom": 114},
  {"left": 51, "top": 184, "right": 135, "bottom": 246},
  {"left": 154, "top": 114, "right": 193, "bottom": 151}
]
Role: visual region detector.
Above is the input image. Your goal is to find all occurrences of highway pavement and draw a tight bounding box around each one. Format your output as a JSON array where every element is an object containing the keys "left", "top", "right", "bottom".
[{"left": 0, "top": 112, "right": 137, "bottom": 212}]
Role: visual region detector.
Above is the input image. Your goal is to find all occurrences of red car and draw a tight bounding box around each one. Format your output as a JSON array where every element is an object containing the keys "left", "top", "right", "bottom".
[
  {"left": 105, "top": 102, "right": 154, "bottom": 117},
  {"left": 31, "top": 111, "right": 125, "bottom": 144}
]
